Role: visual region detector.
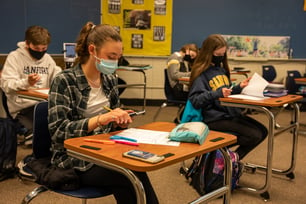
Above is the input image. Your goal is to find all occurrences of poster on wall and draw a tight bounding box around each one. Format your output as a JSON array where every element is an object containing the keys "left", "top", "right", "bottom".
[
  {"left": 123, "top": 9, "right": 151, "bottom": 30},
  {"left": 154, "top": 0, "right": 166, "bottom": 15},
  {"left": 102, "top": 0, "right": 172, "bottom": 56},
  {"left": 222, "top": 35, "right": 290, "bottom": 59},
  {"left": 108, "top": 0, "right": 121, "bottom": 14}
]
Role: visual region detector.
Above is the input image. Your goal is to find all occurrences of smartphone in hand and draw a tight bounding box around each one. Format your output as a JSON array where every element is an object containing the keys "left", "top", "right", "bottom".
[{"left": 123, "top": 150, "right": 165, "bottom": 163}]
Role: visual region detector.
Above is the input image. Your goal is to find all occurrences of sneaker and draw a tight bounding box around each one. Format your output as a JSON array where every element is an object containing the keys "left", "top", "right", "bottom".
[
  {"left": 24, "top": 133, "right": 33, "bottom": 146},
  {"left": 17, "top": 154, "right": 35, "bottom": 181}
]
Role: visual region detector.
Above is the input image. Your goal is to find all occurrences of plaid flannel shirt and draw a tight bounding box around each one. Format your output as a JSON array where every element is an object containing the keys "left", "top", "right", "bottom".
[{"left": 48, "top": 64, "right": 120, "bottom": 171}]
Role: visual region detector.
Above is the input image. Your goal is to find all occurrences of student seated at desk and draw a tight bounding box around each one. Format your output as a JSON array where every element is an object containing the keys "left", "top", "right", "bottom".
[
  {"left": 0, "top": 25, "right": 61, "bottom": 145},
  {"left": 167, "top": 43, "right": 198, "bottom": 101},
  {"left": 188, "top": 34, "right": 267, "bottom": 160},
  {"left": 48, "top": 22, "right": 158, "bottom": 204}
]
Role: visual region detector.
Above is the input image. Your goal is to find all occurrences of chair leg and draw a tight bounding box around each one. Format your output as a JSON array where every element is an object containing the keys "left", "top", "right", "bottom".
[
  {"left": 153, "top": 102, "right": 167, "bottom": 121},
  {"left": 21, "top": 186, "right": 48, "bottom": 204},
  {"left": 176, "top": 105, "right": 185, "bottom": 123}
]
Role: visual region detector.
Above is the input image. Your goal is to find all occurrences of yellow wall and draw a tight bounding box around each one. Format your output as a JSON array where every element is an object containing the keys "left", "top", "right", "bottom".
[{"left": 101, "top": 0, "right": 172, "bottom": 56}]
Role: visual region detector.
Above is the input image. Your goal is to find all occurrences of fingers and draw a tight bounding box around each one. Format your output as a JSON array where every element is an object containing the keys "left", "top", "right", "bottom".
[
  {"left": 28, "top": 73, "right": 41, "bottom": 86},
  {"left": 222, "top": 88, "right": 232, "bottom": 98},
  {"left": 109, "top": 108, "right": 133, "bottom": 125}
]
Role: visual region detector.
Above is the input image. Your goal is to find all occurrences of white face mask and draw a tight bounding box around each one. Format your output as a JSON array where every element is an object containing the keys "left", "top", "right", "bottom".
[{"left": 94, "top": 55, "right": 118, "bottom": 75}]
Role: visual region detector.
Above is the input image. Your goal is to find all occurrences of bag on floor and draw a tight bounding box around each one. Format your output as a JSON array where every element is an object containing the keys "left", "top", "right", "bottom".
[
  {"left": 184, "top": 148, "right": 242, "bottom": 195},
  {"left": 0, "top": 92, "right": 19, "bottom": 181}
]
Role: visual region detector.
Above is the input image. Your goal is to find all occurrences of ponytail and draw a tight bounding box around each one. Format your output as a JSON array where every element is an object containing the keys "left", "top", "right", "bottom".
[{"left": 75, "top": 22, "right": 122, "bottom": 65}]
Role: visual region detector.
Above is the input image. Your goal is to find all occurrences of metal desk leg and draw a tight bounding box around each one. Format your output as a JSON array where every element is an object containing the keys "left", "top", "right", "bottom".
[
  {"left": 241, "top": 106, "right": 275, "bottom": 200},
  {"left": 242, "top": 103, "right": 300, "bottom": 200},
  {"left": 67, "top": 150, "right": 146, "bottom": 204},
  {"left": 141, "top": 70, "right": 147, "bottom": 111},
  {"left": 117, "top": 70, "right": 147, "bottom": 111},
  {"left": 189, "top": 147, "right": 232, "bottom": 204}
]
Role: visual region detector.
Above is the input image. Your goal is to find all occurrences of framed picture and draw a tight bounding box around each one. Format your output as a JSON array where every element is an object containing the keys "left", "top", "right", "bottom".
[
  {"left": 124, "top": 9, "right": 151, "bottom": 30},
  {"left": 223, "top": 35, "right": 290, "bottom": 59}
]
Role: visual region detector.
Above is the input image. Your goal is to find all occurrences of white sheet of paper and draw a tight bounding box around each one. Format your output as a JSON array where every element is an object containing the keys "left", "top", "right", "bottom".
[
  {"left": 229, "top": 72, "right": 270, "bottom": 100},
  {"left": 229, "top": 94, "right": 269, "bottom": 101},
  {"left": 241, "top": 72, "right": 269, "bottom": 97},
  {"left": 33, "top": 89, "right": 49, "bottom": 95},
  {"left": 113, "top": 128, "right": 180, "bottom": 146}
]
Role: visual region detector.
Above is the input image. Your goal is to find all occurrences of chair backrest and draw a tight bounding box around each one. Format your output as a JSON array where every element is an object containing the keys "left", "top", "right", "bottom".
[
  {"left": 164, "top": 69, "right": 176, "bottom": 101},
  {"left": 32, "top": 101, "right": 52, "bottom": 159},
  {"left": 262, "top": 65, "right": 277, "bottom": 82},
  {"left": 0, "top": 90, "right": 8, "bottom": 118},
  {"left": 164, "top": 69, "right": 186, "bottom": 104},
  {"left": 286, "top": 70, "right": 302, "bottom": 94}
]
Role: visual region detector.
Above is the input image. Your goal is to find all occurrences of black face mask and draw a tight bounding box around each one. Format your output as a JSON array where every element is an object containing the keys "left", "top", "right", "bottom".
[
  {"left": 212, "top": 55, "right": 224, "bottom": 67},
  {"left": 183, "top": 54, "right": 192, "bottom": 62},
  {"left": 28, "top": 47, "right": 46, "bottom": 60}
]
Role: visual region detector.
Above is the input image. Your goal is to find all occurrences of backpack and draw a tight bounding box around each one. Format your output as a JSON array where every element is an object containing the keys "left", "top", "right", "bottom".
[
  {"left": 0, "top": 92, "right": 20, "bottom": 181},
  {"left": 184, "top": 148, "right": 242, "bottom": 195}
]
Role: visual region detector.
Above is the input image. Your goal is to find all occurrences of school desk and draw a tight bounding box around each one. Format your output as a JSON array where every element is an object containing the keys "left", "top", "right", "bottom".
[
  {"left": 64, "top": 121, "right": 237, "bottom": 204},
  {"left": 219, "top": 94, "right": 302, "bottom": 200},
  {"left": 294, "top": 77, "right": 306, "bottom": 85},
  {"left": 117, "top": 65, "right": 152, "bottom": 111},
  {"left": 17, "top": 88, "right": 49, "bottom": 101}
]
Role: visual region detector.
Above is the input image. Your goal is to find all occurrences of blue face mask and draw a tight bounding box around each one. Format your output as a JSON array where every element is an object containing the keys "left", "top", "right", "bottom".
[{"left": 94, "top": 56, "right": 118, "bottom": 75}]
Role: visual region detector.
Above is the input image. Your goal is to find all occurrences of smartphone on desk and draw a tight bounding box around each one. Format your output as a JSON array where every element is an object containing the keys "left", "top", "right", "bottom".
[{"left": 123, "top": 150, "right": 165, "bottom": 164}]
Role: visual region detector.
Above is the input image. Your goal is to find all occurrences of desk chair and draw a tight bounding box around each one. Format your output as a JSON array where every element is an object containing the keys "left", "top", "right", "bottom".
[
  {"left": 262, "top": 65, "right": 277, "bottom": 83},
  {"left": 153, "top": 69, "right": 186, "bottom": 122},
  {"left": 21, "top": 101, "right": 112, "bottom": 204},
  {"left": 285, "top": 70, "right": 306, "bottom": 110}
]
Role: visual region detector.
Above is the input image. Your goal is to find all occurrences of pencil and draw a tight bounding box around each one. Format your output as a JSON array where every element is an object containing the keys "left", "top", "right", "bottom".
[{"left": 103, "top": 106, "right": 112, "bottom": 112}]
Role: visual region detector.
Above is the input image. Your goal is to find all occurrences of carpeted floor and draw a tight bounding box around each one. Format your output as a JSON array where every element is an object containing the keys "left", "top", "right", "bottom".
[{"left": 1, "top": 105, "right": 306, "bottom": 204}]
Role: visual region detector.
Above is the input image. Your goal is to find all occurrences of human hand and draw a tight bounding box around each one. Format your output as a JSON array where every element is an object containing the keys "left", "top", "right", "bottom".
[
  {"left": 106, "top": 108, "right": 133, "bottom": 128},
  {"left": 222, "top": 87, "right": 232, "bottom": 98},
  {"left": 240, "top": 77, "right": 251, "bottom": 88},
  {"left": 28, "top": 73, "right": 41, "bottom": 86}
]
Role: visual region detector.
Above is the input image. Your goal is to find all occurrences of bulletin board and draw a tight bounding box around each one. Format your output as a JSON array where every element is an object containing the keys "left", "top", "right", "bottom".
[{"left": 102, "top": 0, "right": 172, "bottom": 56}]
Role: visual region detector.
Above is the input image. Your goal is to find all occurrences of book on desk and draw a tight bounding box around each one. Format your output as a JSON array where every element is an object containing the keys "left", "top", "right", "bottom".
[{"left": 229, "top": 72, "right": 288, "bottom": 100}]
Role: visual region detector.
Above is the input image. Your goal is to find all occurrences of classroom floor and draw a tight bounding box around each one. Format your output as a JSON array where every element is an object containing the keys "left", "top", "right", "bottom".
[{"left": 1, "top": 105, "right": 306, "bottom": 204}]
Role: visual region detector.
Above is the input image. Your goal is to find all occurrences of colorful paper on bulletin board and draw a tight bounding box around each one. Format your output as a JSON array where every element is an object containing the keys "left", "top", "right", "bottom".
[
  {"left": 102, "top": 0, "right": 172, "bottom": 56},
  {"left": 222, "top": 35, "right": 290, "bottom": 59}
]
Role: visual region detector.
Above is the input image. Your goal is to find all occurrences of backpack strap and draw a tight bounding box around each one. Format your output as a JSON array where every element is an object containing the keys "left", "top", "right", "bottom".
[{"left": 1, "top": 91, "right": 12, "bottom": 119}]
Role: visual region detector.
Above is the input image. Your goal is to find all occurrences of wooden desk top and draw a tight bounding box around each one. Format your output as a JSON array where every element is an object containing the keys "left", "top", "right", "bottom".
[
  {"left": 117, "top": 65, "right": 152, "bottom": 71},
  {"left": 179, "top": 77, "right": 236, "bottom": 83},
  {"left": 17, "top": 88, "right": 49, "bottom": 100},
  {"left": 220, "top": 94, "right": 302, "bottom": 107},
  {"left": 294, "top": 78, "right": 306, "bottom": 85},
  {"left": 230, "top": 70, "right": 251, "bottom": 74},
  {"left": 64, "top": 122, "right": 237, "bottom": 172}
]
